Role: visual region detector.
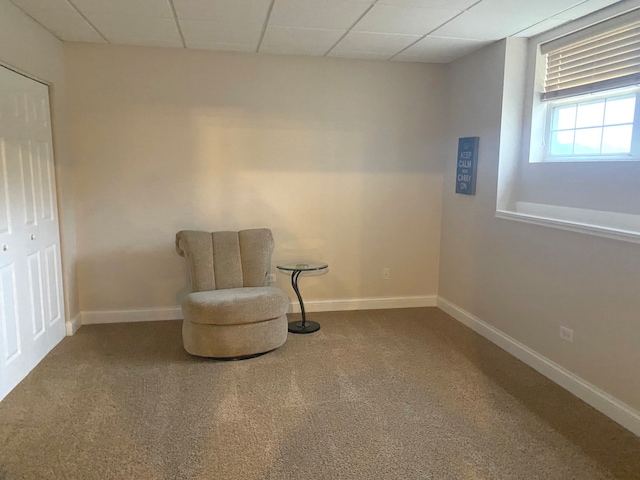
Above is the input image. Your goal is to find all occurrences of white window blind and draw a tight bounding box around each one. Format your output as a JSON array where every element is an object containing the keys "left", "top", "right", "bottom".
[{"left": 542, "top": 10, "right": 640, "bottom": 101}]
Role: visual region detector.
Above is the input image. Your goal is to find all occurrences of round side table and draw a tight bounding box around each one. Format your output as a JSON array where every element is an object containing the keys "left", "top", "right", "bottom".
[{"left": 276, "top": 262, "right": 328, "bottom": 334}]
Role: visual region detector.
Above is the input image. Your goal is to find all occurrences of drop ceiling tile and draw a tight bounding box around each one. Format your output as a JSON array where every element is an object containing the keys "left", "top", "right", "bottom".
[
  {"left": 468, "top": 0, "right": 588, "bottom": 19},
  {"left": 513, "top": 18, "right": 568, "bottom": 37},
  {"left": 10, "top": 0, "right": 105, "bottom": 42},
  {"left": 432, "top": 10, "right": 536, "bottom": 39},
  {"left": 261, "top": 26, "right": 345, "bottom": 55},
  {"left": 28, "top": 9, "right": 106, "bottom": 42},
  {"left": 90, "top": 16, "right": 182, "bottom": 47},
  {"left": 401, "top": 35, "right": 490, "bottom": 58},
  {"left": 378, "top": 0, "right": 478, "bottom": 9},
  {"left": 260, "top": 45, "right": 330, "bottom": 56},
  {"left": 172, "top": 0, "right": 271, "bottom": 23},
  {"left": 70, "top": 0, "right": 174, "bottom": 18},
  {"left": 125, "top": 38, "right": 183, "bottom": 48},
  {"left": 269, "top": 0, "right": 373, "bottom": 30},
  {"left": 354, "top": 4, "right": 460, "bottom": 35},
  {"left": 553, "top": 0, "right": 622, "bottom": 20},
  {"left": 393, "top": 52, "right": 457, "bottom": 63},
  {"left": 10, "top": 0, "right": 66, "bottom": 9},
  {"left": 332, "top": 31, "right": 421, "bottom": 55},
  {"left": 181, "top": 20, "right": 262, "bottom": 47},
  {"left": 327, "top": 50, "right": 392, "bottom": 60},
  {"left": 185, "top": 42, "right": 257, "bottom": 52}
]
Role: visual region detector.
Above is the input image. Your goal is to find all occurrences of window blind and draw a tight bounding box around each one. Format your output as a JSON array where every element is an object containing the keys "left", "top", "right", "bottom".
[{"left": 542, "top": 11, "right": 640, "bottom": 101}]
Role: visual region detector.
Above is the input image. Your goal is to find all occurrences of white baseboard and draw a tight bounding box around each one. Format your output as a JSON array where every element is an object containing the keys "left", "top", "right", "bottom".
[
  {"left": 80, "top": 296, "right": 438, "bottom": 325},
  {"left": 65, "top": 315, "right": 81, "bottom": 336},
  {"left": 437, "top": 296, "right": 640, "bottom": 437},
  {"left": 288, "top": 295, "right": 437, "bottom": 313},
  {"left": 81, "top": 307, "right": 183, "bottom": 325}
]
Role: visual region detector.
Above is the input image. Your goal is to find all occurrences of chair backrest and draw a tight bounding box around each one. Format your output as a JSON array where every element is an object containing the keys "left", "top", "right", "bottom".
[{"left": 175, "top": 229, "right": 274, "bottom": 292}]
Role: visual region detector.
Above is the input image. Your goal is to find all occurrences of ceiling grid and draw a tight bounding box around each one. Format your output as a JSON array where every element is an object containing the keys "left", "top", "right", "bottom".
[{"left": 9, "top": 0, "right": 625, "bottom": 63}]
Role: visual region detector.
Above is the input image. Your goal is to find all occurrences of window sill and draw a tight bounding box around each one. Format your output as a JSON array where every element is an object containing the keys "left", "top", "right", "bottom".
[
  {"left": 536, "top": 155, "right": 640, "bottom": 164},
  {"left": 495, "top": 202, "right": 640, "bottom": 244}
]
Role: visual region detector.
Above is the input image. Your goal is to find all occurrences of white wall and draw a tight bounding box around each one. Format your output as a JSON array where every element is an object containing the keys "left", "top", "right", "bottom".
[
  {"left": 0, "top": 0, "right": 79, "bottom": 327},
  {"left": 65, "top": 44, "right": 447, "bottom": 314},
  {"left": 440, "top": 39, "right": 640, "bottom": 415}
]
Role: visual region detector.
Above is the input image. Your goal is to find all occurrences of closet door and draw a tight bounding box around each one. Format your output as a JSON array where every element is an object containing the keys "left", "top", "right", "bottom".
[{"left": 0, "top": 65, "right": 65, "bottom": 401}]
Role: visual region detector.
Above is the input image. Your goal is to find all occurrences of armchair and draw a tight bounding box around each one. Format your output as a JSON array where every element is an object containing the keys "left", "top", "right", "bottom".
[{"left": 175, "top": 229, "right": 289, "bottom": 358}]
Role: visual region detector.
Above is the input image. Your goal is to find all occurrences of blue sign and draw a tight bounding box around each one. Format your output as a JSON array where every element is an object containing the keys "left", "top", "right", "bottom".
[{"left": 455, "top": 137, "right": 479, "bottom": 195}]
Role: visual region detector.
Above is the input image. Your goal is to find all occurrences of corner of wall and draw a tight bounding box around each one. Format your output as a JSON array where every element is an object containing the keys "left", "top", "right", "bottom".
[{"left": 496, "top": 37, "right": 528, "bottom": 212}]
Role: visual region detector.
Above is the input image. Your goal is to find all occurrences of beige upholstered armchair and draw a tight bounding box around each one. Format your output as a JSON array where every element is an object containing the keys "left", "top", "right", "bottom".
[{"left": 175, "top": 229, "right": 289, "bottom": 358}]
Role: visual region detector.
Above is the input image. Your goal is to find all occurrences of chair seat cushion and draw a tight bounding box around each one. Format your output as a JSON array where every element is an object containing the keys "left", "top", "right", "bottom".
[{"left": 182, "top": 287, "right": 289, "bottom": 326}]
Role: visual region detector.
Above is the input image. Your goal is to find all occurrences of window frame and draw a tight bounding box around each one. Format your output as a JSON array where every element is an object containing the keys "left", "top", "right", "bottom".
[{"left": 542, "top": 86, "right": 640, "bottom": 163}]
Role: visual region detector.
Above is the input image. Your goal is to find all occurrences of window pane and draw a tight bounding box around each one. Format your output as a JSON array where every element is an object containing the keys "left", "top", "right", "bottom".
[
  {"left": 544, "top": 90, "right": 639, "bottom": 161},
  {"left": 604, "top": 96, "right": 636, "bottom": 125},
  {"left": 550, "top": 130, "right": 575, "bottom": 155},
  {"left": 552, "top": 105, "right": 576, "bottom": 130},
  {"left": 574, "top": 127, "right": 602, "bottom": 154},
  {"left": 576, "top": 101, "right": 605, "bottom": 128},
  {"left": 602, "top": 125, "right": 633, "bottom": 153}
]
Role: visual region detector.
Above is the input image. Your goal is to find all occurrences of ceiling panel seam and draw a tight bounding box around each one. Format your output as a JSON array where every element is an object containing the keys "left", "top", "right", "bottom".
[
  {"left": 168, "top": 0, "right": 186, "bottom": 48},
  {"left": 324, "top": 0, "right": 380, "bottom": 57},
  {"left": 257, "top": 0, "right": 277, "bottom": 53},
  {"left": 8, "top": 0, "right": 63, "bottom": 42},
  {"left": 388, "top": 0, "right": 485, "bottom": 60},
  {"left": 509, "top": 0, "right": 590, "bottom": 37},
  {"left": 66, "top": 0, "right": 110, "bottom": 43}
]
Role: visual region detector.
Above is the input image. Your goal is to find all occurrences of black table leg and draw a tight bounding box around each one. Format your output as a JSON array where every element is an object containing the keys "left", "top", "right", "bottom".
[{"left": 288, "top": 269, "right": 320, "bottom": 334}]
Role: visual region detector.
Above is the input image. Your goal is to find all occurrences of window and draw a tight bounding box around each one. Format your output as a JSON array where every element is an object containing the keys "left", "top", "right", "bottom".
[
  {"left": 538, "top": 10, "right": 640, "bottom": 162},
  {"left": 499, "top": 6, "right": 640, "bottom": 243},
  {"left": 547, "top": 89, "right": 639, "bottom": 160}
]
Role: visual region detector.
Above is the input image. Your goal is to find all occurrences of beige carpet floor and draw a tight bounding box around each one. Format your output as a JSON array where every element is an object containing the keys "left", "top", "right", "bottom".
[{"left": 0, "top": 307, "right": 638, "bottom": 480}]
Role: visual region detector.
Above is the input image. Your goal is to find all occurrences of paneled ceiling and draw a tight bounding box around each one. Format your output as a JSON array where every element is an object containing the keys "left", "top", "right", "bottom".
[{"left": 10, "top": 0, "right": 623, "bottom": 63}]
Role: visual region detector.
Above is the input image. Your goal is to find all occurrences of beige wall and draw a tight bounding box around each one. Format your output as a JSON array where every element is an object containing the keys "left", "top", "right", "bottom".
[
  {"left": 440, "top": 39, "right": 640, "bottom": 412},
  {"left": 0, "top": 0, "right": 79, "bottom": 324},
  {"left": 65, "top": 44, "right": 447, "bottom": 312}
]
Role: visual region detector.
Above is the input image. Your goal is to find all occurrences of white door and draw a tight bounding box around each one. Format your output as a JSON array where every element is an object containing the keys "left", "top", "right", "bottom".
[{"left": 0, "top": 65, "right": 65, "bottom": 402}]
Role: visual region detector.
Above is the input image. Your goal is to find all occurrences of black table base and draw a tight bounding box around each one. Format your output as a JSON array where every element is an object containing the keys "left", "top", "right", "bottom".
[
  {"left": 288, "top": 320, "right": 320, "bottom": 334},
  {"left": 287, "top": 269, "right": 320, "bottom": 334}
]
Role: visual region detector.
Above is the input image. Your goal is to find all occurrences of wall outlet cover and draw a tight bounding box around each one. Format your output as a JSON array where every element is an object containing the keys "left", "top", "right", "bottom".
[{"left": 560, "top": 326, "right": 574, "bottom": 343}]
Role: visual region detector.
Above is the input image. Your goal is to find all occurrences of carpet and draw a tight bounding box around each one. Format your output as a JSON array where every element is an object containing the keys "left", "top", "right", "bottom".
[{"left": 0, "top": 308, "right": 638, "bottom": 479}]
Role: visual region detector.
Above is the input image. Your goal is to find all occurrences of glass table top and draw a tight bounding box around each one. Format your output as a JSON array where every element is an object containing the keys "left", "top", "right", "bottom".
[{"left": 276, "top": 262, "right": 328, "bottom": 272}]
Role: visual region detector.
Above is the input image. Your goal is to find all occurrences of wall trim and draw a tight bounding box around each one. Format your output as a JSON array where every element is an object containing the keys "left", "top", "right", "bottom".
[
  {"left": 287, "top": 295, "right": 437, "bottom": 313},
  {"left": 81, "top": 307, "right": 183, "bottom": 325},
  {"left": 65, "top": 315, "right": 81, "bottom": 336},
  {"left": 437, "top": 296, "right": 640, "bottom": 437},
  {"left": 80, "top": 296, "right": 438, "bottom": 325},
  {"left": 496, "top": 209, "right": 640, "bottom": 245}
]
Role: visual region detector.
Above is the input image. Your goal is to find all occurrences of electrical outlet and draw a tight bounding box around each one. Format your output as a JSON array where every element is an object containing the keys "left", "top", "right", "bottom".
[
  {"left": 382, "top": 268, "right": 390, "bottom": 280},
  {"left": 560, "top": 326, "right": 574, "bottom": 343},
  {"left": 267, "top": 273, "right": 276, "bottom": 283}
]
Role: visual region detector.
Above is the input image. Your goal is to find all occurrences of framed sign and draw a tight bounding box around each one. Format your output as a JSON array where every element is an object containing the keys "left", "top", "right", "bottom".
[{"left": 455, "top": 137, "right": 479, "bottom": 195}]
